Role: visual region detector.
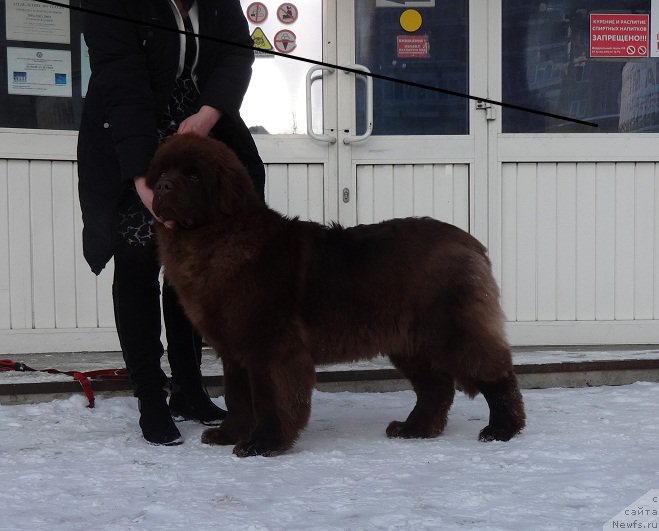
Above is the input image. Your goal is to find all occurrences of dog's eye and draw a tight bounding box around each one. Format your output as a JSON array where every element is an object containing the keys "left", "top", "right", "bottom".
[{"left": 188, "top": 174, "right": 200, "bottom": 183}]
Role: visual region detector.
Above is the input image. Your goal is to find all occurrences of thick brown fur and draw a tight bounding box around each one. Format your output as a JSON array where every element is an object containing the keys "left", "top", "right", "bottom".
[{"left": 147, "top": 133, "right": 526, "bottom": 457}]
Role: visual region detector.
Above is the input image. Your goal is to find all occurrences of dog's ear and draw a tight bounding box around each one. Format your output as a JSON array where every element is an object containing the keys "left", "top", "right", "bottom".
[
  {"left": 213, "top": 142, "right": 259, "bottom": 216},
  {"left": 146, "top": 135, "right": 178, "bottom": 188}
]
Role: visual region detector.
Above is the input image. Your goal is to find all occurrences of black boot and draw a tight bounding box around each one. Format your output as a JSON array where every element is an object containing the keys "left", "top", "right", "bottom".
[
  {"left": 112, "top": 232, "right": 178, "bottom": 445},
  {"left": 163, "top": 281, "right": 226, "bottom": 426},
  {"left": 169, "top": 384, "right": 227, "bottom": 425},
  {"left": 138, "top": 391, "right": 183, "bottom": 446}
]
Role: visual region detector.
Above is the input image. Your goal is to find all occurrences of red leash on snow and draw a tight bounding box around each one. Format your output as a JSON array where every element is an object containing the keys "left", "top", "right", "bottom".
[{"left": 0, "top": 359, "right": 128, "bottom": 408}]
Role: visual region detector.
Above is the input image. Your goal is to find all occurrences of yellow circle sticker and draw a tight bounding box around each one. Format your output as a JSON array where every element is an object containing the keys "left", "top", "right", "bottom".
[{"left": 400, "top": 9, "right": 422, "bottom": 32}]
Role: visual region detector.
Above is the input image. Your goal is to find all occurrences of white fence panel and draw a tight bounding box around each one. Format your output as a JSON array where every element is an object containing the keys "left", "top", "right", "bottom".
[
  {"left": 0, "top": 159, "right": 117, "bottom": 354},
  {"left": 501, "top": 161, "right": 659, "bottom": 326},
  {"left": 30, "top": 160, "right": 56, "bottom": 329},
  {"left": 0, "top": 160, "right": 9, "bottom": 330},
  {"left": 7, "top": 160, "right": 32, "bottom": 330},
  {"left": 52, "top": 161, "right": 78, "bottom": 328},
  {"left": 355, "top": 163, "right": 470, "bottom": 229},
  {"left": 266, "top": 163, "right": 325, "bottom": 222}
]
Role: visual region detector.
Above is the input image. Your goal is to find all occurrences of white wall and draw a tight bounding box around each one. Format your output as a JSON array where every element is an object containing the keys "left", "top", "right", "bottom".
[
  {"left": 2, "top": 156, "right": 659, "bottom": 353},
  {"left": 500, "top": 161, "right": 659, "bottom": 345}
]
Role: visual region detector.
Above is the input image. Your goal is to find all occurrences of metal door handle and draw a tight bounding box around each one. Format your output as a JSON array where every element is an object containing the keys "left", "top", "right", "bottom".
[
  {"left": 343, "top": 64, "right": 373, "bottom": 144},
  {"left": 306, "top": 65, "right": 336, "bottom": 143}
]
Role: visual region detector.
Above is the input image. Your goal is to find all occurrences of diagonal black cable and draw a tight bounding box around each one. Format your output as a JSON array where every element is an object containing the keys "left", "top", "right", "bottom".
[{"left": 37, "top": 0, "right": 597, "bottom": 128}]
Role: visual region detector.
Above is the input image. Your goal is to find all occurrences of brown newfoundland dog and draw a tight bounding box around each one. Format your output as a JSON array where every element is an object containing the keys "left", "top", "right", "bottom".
[{"left": 147, "top": 134, "right": 525, "bottom": 457}]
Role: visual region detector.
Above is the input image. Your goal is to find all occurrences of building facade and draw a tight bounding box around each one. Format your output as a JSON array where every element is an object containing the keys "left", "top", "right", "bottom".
[{"left": 1, "top": 0, "right": 659, "bottom": 354}]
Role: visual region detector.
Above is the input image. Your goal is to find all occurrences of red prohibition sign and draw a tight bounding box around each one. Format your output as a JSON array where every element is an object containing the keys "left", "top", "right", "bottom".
[
  {"left": 274, "top": 29, "right": 297, "bottom": 53},
  {"left": 246, "top": 2, "right": 268, "bottom": 24},
  {"left": 277, "top": 3, "right": 298, "bottom": 24}
]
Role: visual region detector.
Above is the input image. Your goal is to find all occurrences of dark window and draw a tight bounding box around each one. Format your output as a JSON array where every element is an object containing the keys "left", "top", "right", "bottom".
[
  {"left": 0, "top": 0, "right": 83, "bottom": 130},
  {"left": 503, "top": 0, "right": 658, "bottom": 133},
  {"left": 355, "top": 1, "right": 469, "bottom": 135}
]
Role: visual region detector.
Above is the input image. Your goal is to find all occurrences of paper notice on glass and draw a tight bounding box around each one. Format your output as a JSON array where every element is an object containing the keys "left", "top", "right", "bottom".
[
  {"left": 6, "top": 0, "right": 71, "bottom": 44},
  {"left": 7, "top": 47, "right": 72, "bottom": 97}
]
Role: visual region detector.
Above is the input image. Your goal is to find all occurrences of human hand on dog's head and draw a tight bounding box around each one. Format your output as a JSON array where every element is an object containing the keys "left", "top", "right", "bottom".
[
  {"left": 176, "top": 105, "right": 222, "bottom": 137},
  {"left": 134, "top": 176, "right": 175, "bottom": 229}
]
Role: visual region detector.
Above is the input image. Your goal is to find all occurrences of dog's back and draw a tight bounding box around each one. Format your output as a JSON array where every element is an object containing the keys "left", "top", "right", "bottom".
[{"left": 291, "top": 217, "right": 502, "bottom": 367}]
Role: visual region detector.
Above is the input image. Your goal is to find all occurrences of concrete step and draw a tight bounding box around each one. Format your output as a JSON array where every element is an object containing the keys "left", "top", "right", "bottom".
[{"left": 2, "top": 347, "right": 659, "bottom": 405}]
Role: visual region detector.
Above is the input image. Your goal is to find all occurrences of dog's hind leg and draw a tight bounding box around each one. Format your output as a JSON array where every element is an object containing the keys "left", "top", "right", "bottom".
[
  {"left": 452, "top": 329, "right": 526, "bottom": 441},
  {"left": 232, "top": 349, "right": 316, "bottom": 457},
  {"left": 445, "top": 280, "right": 525, "bottom": 441},
  {"left": 452, "top": 337, "right": 526, "bottom": 442},
  {"left": 473, "top": 372, "right": 526, "bottom": 442},
  {"left": 386, "top": 354, "right": 456, "bottom": 439},
  {"left": 202, "top": 358, "right": 252, "bottom": 446}
]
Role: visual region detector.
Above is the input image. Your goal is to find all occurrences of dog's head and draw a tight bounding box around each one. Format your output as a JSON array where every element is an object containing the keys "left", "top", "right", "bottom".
[{"left": 146, "top": 134, "right": 258, "bottom": 229}]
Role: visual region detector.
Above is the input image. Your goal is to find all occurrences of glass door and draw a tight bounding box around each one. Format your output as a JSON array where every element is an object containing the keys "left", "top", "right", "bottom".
[
  {"left": 240, "top": 1, "right": 490, "bottom": 238},
  {"left": 338, "top": 0, "right": 480, "bottom": 231},
  {"left": 239, "top": 0, "right": 333, "bottom": 223}
]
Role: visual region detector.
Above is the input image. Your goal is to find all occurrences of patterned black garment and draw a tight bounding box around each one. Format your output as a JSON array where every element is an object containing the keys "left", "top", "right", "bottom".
[
  {"left": 118, "top": 8, "right": 199, "bottom": 247},
  {"left": 116, "top": 189, "right": 155, "bottom": 247},
  {"left": 157, "top": 14, "right": 200, "bottom": 141},
  {"left": 157, "top": 74, "right": 200, "bottom": 141}
]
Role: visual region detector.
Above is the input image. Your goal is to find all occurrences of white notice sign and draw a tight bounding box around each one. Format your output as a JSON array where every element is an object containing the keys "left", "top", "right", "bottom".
[
  {"left": 7, "top": 47, "right": 72, "bottom": 97},
  {"left": 6, "top": 0, "right": 71, "bottom": 44}
]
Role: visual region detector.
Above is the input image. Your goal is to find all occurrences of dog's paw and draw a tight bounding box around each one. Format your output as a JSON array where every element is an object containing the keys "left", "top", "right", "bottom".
[
  {"left": 201, "top": 427, "right": 237, "bottom": 446},
  {"left": 232, "top": 440, "right": 280, "bottom": 457},
  {"left": 386, "top": 420, "right": 441, "bottom": 439},
  {"left": 478, "top": 423, "right": 521, "bottom": 442},
  {"left": 386, "top": 420, "right": 409, "bottom": 438}
]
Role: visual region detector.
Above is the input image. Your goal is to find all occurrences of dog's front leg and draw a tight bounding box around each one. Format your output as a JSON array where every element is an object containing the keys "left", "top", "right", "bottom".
[
  {"left": 201, "top": 357, "right": 253, "bottom": 446},
  {"left": 233, "top": 350, "right": 316, "bottom": 457}
]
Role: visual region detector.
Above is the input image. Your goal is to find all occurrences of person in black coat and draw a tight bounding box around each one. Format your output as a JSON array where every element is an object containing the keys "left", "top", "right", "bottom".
[{"left": 78, "top": 0, "right": 265, "bottom": 445}]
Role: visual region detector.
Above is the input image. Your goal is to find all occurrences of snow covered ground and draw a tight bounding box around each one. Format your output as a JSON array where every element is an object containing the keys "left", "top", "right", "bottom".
[{"left": 1, "top": 382, "right": 658, "bottom": 531}]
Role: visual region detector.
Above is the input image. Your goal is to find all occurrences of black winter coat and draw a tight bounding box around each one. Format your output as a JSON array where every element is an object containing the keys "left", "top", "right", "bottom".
[{"left": 77, "top": 0, "right": 264, "bottom": 274}]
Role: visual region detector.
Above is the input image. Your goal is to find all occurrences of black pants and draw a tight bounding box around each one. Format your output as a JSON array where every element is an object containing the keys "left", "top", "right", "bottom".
[{"left": 112, "top": 190, "right": 203, "bottom": 399}]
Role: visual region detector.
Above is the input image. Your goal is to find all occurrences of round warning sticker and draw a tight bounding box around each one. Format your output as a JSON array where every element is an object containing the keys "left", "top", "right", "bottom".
[
  {"left": 274, "top": 29, "right": 297, "bottom": 53},
  {"left": 277, "top": 3, "right": 298, "bottom": 24},
  {"left": 400, "top": 9, "right": 422, "bottom": 32},
  {"left": 246, "top": 2, "right": 268, "bottom": 24}
]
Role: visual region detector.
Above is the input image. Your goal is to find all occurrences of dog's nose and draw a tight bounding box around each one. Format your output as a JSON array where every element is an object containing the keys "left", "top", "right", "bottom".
[{"left": 155, "top": 179, "right": 174, "bottom": 194}]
